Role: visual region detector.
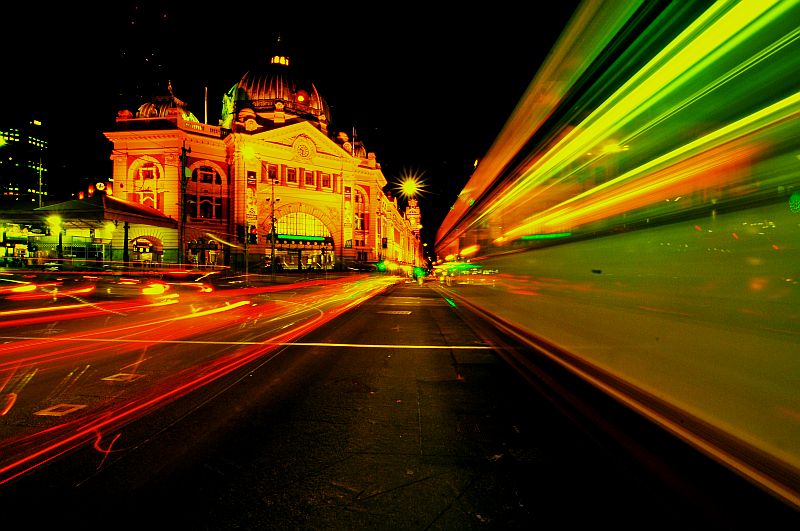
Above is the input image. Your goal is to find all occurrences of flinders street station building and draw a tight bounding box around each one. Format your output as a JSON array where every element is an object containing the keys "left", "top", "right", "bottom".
[{"left": 2, "top": 48, "right": 424, "bottom": 273}]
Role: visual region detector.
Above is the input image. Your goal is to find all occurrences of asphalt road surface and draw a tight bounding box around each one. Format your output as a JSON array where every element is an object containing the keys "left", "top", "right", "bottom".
[{"left": 2, "top": 280, "right": 798, "bottom": 529}]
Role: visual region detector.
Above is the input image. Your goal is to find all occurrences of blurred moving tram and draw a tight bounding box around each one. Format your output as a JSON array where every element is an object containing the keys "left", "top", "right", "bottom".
[{"left": 434, "top": 0, "right": 800, "bottom": 510}]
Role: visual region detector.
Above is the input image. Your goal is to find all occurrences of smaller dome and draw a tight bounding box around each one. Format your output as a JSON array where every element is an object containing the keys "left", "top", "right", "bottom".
[{"left": 136, "top": 81, "right": 199, "bottom": 122}]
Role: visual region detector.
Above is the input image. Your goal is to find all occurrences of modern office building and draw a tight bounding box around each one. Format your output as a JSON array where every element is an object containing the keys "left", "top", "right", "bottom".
[{"left": 0, "top": 116, "right": 48, "bottom": 208}]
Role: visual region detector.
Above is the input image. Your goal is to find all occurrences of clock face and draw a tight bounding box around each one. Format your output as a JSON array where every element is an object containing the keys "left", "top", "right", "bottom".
[{"left": 294, "top": 137, "right": 314, "bottom": 159}]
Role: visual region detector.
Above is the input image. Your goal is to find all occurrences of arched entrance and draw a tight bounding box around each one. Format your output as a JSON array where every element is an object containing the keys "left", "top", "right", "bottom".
[
  {"left": 266, "top": 211, "right": 335, "bottom": 272},
  {"left": 187, "top": 238, "right": 221, "bottom": 266},
  {"left": 130, "top": 236, "right": 164, "bottom": 265}
]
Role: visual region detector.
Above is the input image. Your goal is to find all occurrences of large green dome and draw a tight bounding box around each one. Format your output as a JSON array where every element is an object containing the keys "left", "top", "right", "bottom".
[{"left": 220, "top": 52, "right": 330, "bottom": 133}]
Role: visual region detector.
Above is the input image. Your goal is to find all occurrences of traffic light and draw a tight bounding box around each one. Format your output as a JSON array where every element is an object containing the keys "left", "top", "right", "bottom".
[
  {"left": 236, "top": 224, "right": 245, "bottom": 243},
  {"left": 248, "top": 225, "right": 258, "bottom": 244}
]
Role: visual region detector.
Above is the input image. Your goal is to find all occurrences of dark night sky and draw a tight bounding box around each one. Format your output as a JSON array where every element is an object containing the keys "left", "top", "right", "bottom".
[{"left": 1, "top": 2, "right": 581, "bottom": 247}]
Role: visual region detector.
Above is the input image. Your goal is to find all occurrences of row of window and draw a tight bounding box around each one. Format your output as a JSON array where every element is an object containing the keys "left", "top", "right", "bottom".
[
  {"left": 131, "top": 190, "right": 218, "bottom": 221},
  {"left": 1, "top": 129, "right": 20, "bottom": 142},
  {"left": 263, "top": 164, "right": 333, "bottom": 189},
  {"left": 139, "top": 162, "right": 338, "bottom": 191},
  {"left": 134, "top": 163, "right": 218, "bottom": 183}
]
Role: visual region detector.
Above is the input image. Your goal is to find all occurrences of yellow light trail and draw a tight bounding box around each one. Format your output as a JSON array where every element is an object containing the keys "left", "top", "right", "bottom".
[
  {"left": 0, "top": 336, "right": 495, "bottom": 349},
  {"left": 436, "top": 0, "right": 800, "bottom": 254},
  {"left": 508, "top": 93, "right": 800, "bottom": 238},
  {"left": 0, "top": 303, "right": 93, "bottom": 316}
]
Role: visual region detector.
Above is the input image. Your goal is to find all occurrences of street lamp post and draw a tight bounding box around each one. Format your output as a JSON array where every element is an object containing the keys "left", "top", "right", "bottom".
[
  {"left": 267, "top": 178, "right": 280, "bottom": 280},
  {"left": 38, "top": 155, "right": 43, "bottom": 208},
  {"left": 179, "top": 143, "right": 191, "bottom": 266},
  {"left": 244, "top": 218, "right": 248, "bottom": 282}
]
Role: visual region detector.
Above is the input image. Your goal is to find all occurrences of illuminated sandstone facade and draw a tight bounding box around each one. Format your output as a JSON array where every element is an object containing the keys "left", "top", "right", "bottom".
[{"left": 103, "top": 54, "right": 422, "bottom": 271}]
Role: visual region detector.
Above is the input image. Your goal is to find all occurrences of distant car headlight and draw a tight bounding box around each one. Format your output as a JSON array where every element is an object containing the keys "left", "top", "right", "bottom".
[{"left": 142, "top": 283, "right": 169, "bottom": 295}]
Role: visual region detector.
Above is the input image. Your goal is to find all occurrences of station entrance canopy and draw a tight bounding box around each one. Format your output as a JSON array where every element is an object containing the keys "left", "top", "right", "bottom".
[{"left": 34, "top": 193, "right": 178, "bottom": 229}]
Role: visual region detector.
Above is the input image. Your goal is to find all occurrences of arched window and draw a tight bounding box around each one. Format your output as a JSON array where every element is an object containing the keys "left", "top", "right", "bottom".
[
  {"left": 276, "top": 212, "right": 330, "bottom": 238},
  {"left": 140, "top": 191, "right": 156, "bottom": 209},
  {"left": 354, "top": 190, "right": 367, "bottom": 231},
  {"left": 187, "top": 166, "right": 226, "bottom": 219}
]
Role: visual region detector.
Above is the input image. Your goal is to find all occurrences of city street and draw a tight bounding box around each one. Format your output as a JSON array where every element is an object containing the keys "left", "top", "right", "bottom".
[{"left": 1, "top": 275, "right": 795, "bottom": 529}]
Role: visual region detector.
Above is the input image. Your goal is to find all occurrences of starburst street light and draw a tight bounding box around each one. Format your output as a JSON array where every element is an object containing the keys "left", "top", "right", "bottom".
[
  {"left": 400, "top": 177, "right": 420, "bottom": 198},
  {"left": 394, "top": 168, "right": 426, "bottom": 199}
]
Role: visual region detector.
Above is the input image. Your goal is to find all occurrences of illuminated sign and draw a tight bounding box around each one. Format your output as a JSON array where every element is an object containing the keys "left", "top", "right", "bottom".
[{"left": 277, "top": 234, "right": 332, "bottom": 246}]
